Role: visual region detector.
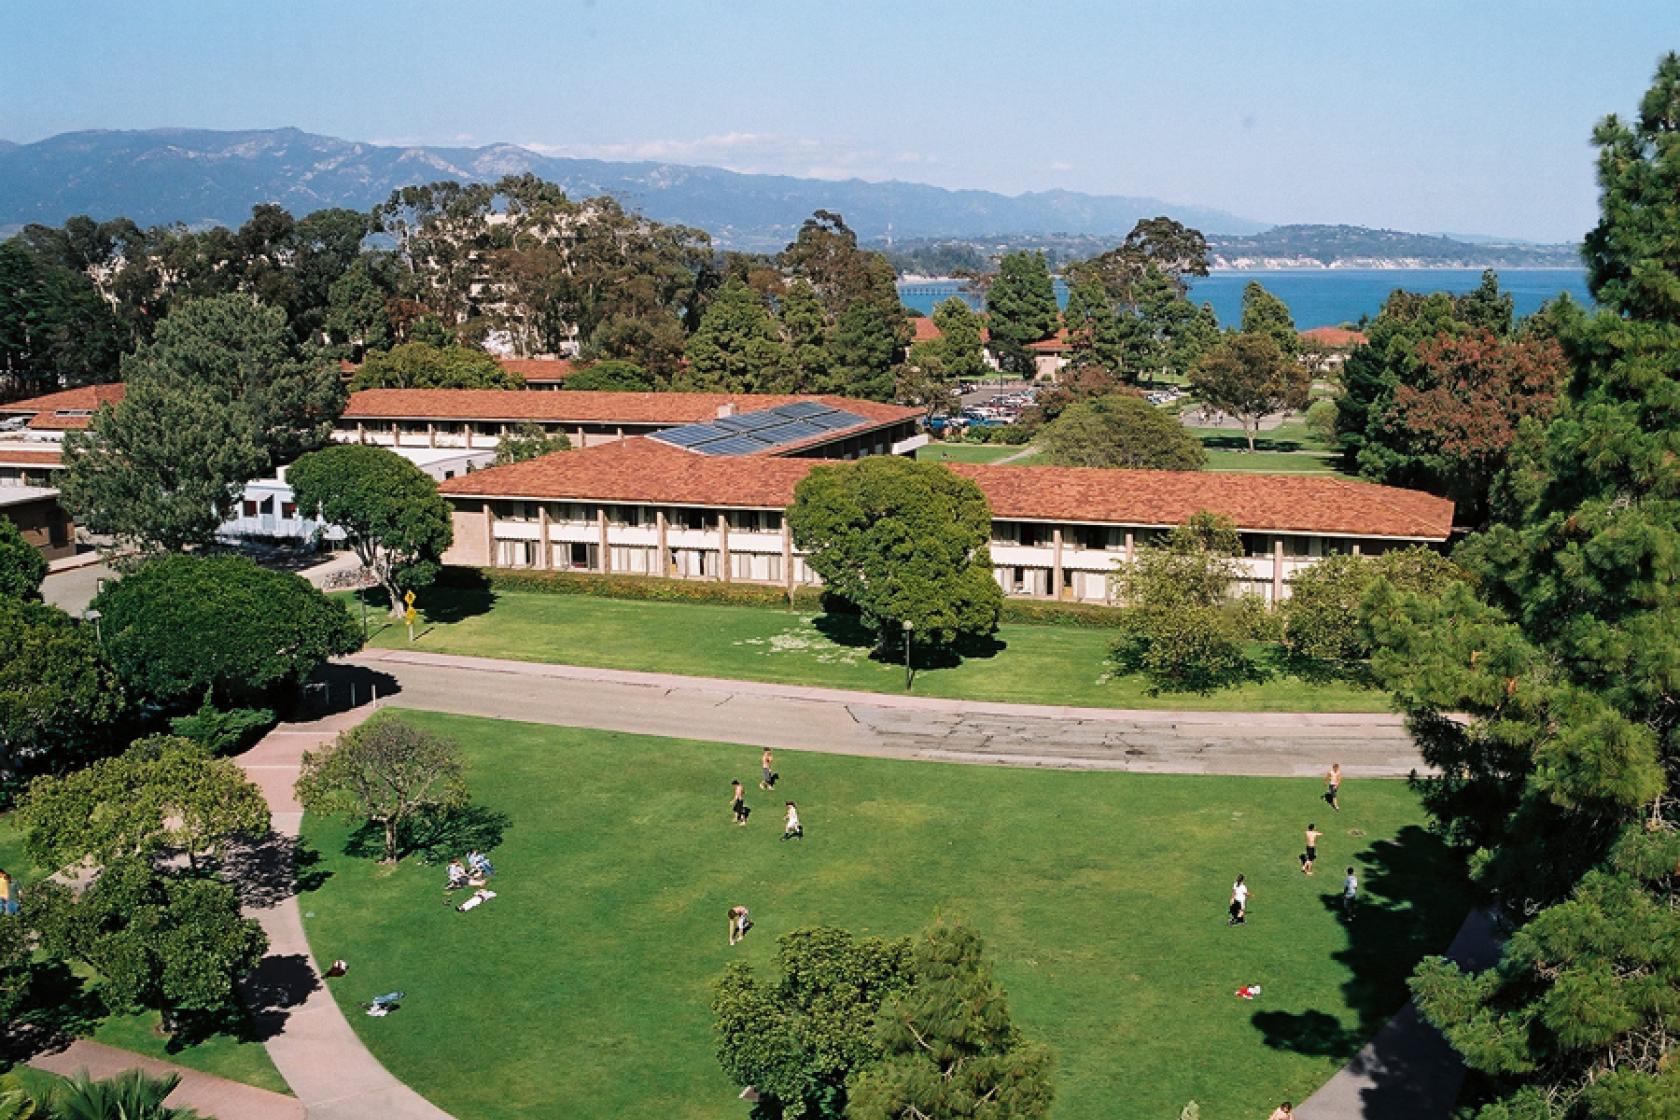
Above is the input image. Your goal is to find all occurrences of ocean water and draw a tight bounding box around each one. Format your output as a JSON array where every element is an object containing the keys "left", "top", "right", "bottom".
[{"left": 898, "top": 268, "right": 1593, "bottom": 330}]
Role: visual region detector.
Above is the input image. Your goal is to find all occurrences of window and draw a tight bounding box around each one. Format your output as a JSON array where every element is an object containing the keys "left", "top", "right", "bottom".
[
  {"left": 243, "top": 500, "right": 258, "bottom": 517},
  {"left": 1018, "top": 524, "right": 1044, "bottom": 548},
  {"left": 1083, "top": 526, "right": 1111, "bottom": 550},
  {"left": 443, "top": 470, "right": 454, "bottom": 480},
  {"left": 684, "top": 509, "right": 707, "bottom": 531},
  {"left": 281, "top": 502, "right": 297, "bottom": 519}
]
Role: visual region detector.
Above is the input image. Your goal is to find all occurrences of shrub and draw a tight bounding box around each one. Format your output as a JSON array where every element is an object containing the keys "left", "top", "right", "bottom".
[
  {"left": 1111, "top": 604, "right": 1257, "bottom": 694},
  {"left": 1283, "top": 547, "right": 1462, "bottom": 663}
]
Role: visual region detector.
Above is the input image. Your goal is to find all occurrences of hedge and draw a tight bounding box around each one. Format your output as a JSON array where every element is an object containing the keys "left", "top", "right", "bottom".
[{"left": 439, "top": 565, "right": 1130, "bottom": 627}]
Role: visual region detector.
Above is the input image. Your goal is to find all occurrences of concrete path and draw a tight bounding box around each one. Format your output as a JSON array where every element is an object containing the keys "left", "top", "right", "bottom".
[
  {"left": 992, "top": 443, "right": 1041, "bottom": 464},
  {"left": 28, "top": 1039, "right": 304, "bottom": 1120},
  {"left": 235, "top": 711, "right": 456, "bottom": 1120},
  {"left": 344, "top": 649, "right": 1425, "bottom": 777},
  {"left": 1300, "top": 909, "right": 1501, "bottom": 1119}
]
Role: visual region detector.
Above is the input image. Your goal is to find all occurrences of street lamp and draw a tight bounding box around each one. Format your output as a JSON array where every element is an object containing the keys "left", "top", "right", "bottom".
[
  {"left": 82, "top": 608, "right": 101, "bottom": 644},
  {"left": 903, "top": 620, "right": 914, "bottom": 691}
]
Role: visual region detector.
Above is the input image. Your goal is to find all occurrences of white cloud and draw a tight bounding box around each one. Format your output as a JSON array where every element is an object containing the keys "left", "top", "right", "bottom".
[{"left": 1050, "top": 160, "right": 1074, "bottom": 172}]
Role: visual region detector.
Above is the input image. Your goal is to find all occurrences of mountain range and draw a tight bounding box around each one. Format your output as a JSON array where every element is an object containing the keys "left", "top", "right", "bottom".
[{"left": 0, "top": 127, "right": 1579, "bottom": 266}]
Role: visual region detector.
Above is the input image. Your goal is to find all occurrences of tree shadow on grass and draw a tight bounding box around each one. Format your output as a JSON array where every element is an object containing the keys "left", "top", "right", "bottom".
[
  {"left": 421, "top": 570, "right": 499, "bottom": 623},
  {"left": 0, "top": 961, "right": 104, "bottom": 1064},
  {"left": 808, "top": 612, "right": 1008, "bottom": 671},
  {"left": 1198, "top": 432, "right": 1310, "bottom": 454},
  {"left": 1249, "top": 824, "right": 1470, "bottom": 1061},
  {"left": 343, "top": 804, "right": 512, "bottom": 865},
  {"left": 1264, "top": 648, "right": 1377, "bottom": 690}
]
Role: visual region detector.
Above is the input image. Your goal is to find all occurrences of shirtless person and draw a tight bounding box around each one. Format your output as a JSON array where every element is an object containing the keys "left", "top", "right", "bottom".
[
  {"left": 730, "top": 780, "right": 749, "bottom": 825},
  {"left": 759, "top": 749, "right": 776, "bottom": 790},
  {"left": 1302, "top": 823, "right": 1323, "bottom": 875},
  {"left": 1268, "top": 1104, "right": 1293, "bottom": 1120},
  {"left": 1325, "top": 763, "right": 1342, "bottom": 812}
]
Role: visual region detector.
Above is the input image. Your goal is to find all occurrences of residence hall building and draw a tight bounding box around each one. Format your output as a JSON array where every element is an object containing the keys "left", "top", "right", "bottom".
[
  {"left": 336, "top": 388, "right": 926, "bottom": 457},
  {"left": 437, "top": 436, "right": 1453, "bottom": 601}
]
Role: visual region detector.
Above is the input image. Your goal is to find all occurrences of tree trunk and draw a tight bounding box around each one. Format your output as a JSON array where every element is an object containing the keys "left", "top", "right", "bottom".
[
  {"left": 383, "top": 818, "right": 399, "bottom": 863},
  {"left": 1246, "top": 419, "right": 1257, "bottom": 452}
]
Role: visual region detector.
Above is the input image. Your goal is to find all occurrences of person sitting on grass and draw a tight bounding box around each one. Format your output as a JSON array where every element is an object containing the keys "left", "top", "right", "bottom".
[
  {"left": 467, "top": 849, "right": 494, "bottom": 881},
  {"left": 446, "top": 859, "right": 469, "bottom": 890}
]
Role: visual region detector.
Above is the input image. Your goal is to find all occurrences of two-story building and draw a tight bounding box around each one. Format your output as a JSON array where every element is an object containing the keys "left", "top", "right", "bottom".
[{"left": 436, "top": 436, "right": 1454, "bottom": 604}]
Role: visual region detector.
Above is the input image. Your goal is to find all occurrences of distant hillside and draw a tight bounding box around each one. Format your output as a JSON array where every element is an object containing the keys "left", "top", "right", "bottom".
[
  {"left": 0, "top": 127, "right": 1267, "bottom": 249},
  {"left": 883, "top": 226, "right": 1580, "bottom": 275}
]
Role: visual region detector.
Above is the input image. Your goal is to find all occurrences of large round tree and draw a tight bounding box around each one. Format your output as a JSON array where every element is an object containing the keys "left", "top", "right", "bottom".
[
  {"left": 287, "top": 443, "right": 454, "bottom": 616},
  {"left": 788, "top": 457, "right": 1002, "bottom": 656}
]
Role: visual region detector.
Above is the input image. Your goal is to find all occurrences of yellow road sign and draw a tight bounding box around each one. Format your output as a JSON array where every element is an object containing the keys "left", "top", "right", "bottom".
[
  {"left": 404, "top": 606, "right": 418, "bottom": 625},
  {"left": 403, "top": 590, "right": 416, "bottom": 607}
]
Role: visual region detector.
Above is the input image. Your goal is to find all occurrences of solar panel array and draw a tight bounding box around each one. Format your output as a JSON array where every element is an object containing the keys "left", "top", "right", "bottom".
[{"left": 651, "top": 401, "right": 873, "bottom": 456}]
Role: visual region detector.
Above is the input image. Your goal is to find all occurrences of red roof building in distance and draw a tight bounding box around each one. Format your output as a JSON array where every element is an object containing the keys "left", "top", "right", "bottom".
[
  {"left": 498, "top": 357, "right": 577, "bottom": 387},
  {"left": 436, "top": 437, "right": 1453, "bottom": 602},
  {"left": 337, "top": 388, "right": 926, "bottom": 458},
  {"left": 0, "top": 384, "right": 127, "bottom": 430},
  {"left": 1299, "top": 327, "right": 1369, "bottom": 350}
]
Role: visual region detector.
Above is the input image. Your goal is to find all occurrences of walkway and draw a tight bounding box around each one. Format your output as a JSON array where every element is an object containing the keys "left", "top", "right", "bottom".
[
  {"left": 235, "top": 711, "right": 456, "bottom": 1120},
  {"left": 992, "top": 443, "right": 1041, "bottom": 464},
  {"left": 1301, "top": 909, "right": 1501, "bottom": 1119},
  {"left": 344, "top": 649, "right": 1425, "bottom": 777},
  {"left": 28, "top": 1040, "right": 304, "bottom": 1120}
]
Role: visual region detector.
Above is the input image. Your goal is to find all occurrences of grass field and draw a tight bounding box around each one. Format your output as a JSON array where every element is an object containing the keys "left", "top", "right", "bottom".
[
  {"left": 369, "top": 590, "right": 1387, "bottom": 712},
  {"left": 299, "top": 711, "right": 1468, "bottom": 1120},
  {"left": 0, "top": 813, "right": 290, "bottom": 1094},
  {"left": 916, "top": 442, "right": 1026, "bottom": 464}
]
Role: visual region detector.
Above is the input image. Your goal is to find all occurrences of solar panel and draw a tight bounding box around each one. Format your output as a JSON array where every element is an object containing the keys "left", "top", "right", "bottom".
[
  {"left": 652, "top": 401, "right": 877, "bottom": 455},
  {"left": 775, "top": 400, "right": 831, "bottom": 419},
  {"left": 696, "top": 436, "right": 772, "bottom": 456},
  {"left": 656, "top": 424, "right": 718, "bottom": 448}
]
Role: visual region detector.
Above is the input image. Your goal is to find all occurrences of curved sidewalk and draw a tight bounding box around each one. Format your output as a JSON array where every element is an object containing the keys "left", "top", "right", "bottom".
[
  {"left": 236, "top": 712, "right": 456, "bottom": 1120},
  {"left": 343, "top": 649, "right": 1426, "bottom": 777},
  {"left": 28, "top": 1040, "right": 303, "bottom": 1120}
]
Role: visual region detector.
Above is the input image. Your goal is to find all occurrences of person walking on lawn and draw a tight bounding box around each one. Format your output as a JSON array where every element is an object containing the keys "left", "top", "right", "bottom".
[
  {"left": 731, "top": 780, "right": 749, "bottom": 826},
  {"left": 1228, "top": 874, "right": 1250, "bottom": 925},
  {"left": 1325, "top": 763, "right": 1342, "bottom": 812},
  {"left": 781, "top": 802, "right": 803, "bottom": 841},
  {"left": 760, "top": 748, "right": 776, "bottom": 790},
  {"left": 1301, "top": 824, "right": 1323, "bottom": 875}
]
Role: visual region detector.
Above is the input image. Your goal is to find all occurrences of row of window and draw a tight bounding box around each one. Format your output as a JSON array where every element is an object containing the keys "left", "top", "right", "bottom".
[{"left": 497, "top": 502, "right": 784, "bottom": 533}]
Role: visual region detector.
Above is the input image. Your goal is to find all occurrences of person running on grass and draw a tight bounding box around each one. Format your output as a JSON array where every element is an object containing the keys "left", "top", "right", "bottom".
[
  {"left": 760, "top": 748, "right": 776, "bottom": 790},
  {"left": 1301, "top": 823, "right": 1323, "bottom": 875},
  {"left": 1324, "top": 763, "right": 1343, "bottom": 812},
  {"left": 781, "top": 801, "right": 803, "bottom": 841},
  {"left": 727, "top": 905, "right": 751, "bottom": 945},
  {"left": 1228, "top": 874, "right": 1250, "bottom": 925},
  {"left": 730, "top": 780, "right": 749, "bottom": 826}
]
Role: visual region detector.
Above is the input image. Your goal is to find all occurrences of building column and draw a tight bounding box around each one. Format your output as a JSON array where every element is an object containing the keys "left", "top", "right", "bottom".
[
  {"left": 576, "top": 425, "right": 585, "bottom": 447},
  {"left": 616, "top": 426, "right": 625, "bottom": 443},
  {"left": 597, "top": 508, "right": 611, "bottom": 573},
  {"left": 656, "top": 510, "right": 670, "bottom": 577},
  {"left": 538, "top": 504, "right": 551, "bottom": 570},
  {"left": 1351, "top": 542, "right": 1362, "bottom": 557},
  {"left": 718, "top": 513, "right": 731, "bottom": 583},
  {"left": 356, "top": 421, "right": 366, "bottom": 444},
  {"left": 1052, "top": 527, "right": 1064, "bottom": 601},
  {"left": 427, "top": 422, "right": 436, "bottom": 449},
  {"left": 781, "top": 518, "right": 794, "bottom": 600},
  {"left": 1271, "top": 539, "right": 1285, "bottom": 605},
  {"left": 390, "top": 421, "right": 399, "bottom": 447},
  {"left": 500, "top": 423, "right": 510, "bottom": 443},
  {"left": 1124, "top": 531, "right": 1135, "bottom": 564},
  {"left": 482, "top": 502, "right": 494, "bottom": 567}
]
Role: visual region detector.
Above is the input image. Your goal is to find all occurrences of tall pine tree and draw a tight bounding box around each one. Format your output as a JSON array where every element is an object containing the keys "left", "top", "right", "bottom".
[{"left": 1367, "top": 54, "right": 1680, "bottom": 1119}]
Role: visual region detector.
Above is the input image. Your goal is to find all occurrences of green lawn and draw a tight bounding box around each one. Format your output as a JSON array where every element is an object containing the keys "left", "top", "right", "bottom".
[
  {"left": 916, "top": 443, "right": 1026, "bottom": 464},
  {"left": 0, "top": 812, "right": 290, "bottom": 1095},
  {"left": 1203, "top": 449, "right": 1343, "bottom": 474},
  {"left": 299, "top": 711, "right": 1468, "bottom": 1120},
  {"left": 370, "top": 590, "right": 1387, "bottom": 712}
]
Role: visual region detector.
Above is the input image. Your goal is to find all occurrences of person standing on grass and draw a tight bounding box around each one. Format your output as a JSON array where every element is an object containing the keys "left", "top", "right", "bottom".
[
  {"left": 1228, "top": 874, "right": 1250, "bottom": 925},
  {"left": 781, "top": 801, "right": 803, "bottom": 841},
  {"left": 1302, "top": 824, "right": 1323, "bottom": 876},
  {"left": 728, "top": 905, "right": 751, "bottom": 945},
  {"left": 760, "top": 748, "right": 776, "bottom": 791},
  {"left": 731, "top": 780, "right": 749, "bottom": 826},
  {"left": 0, "top": 867, "right": 15, "bottom": 916},
  {"left": 1324, "top": 763, "right": 1343, "bottom": 812},
  {"left": 1268, "top": 1103, "right": 1293, "bottom": 1120},
  {"left": 1342, "top": 867, "right": 1358, "bottom": 915}
]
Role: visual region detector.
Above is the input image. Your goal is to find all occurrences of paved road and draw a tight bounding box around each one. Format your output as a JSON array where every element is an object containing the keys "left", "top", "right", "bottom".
[
  {"left": 40, "top": 560, "right": 116, "bottom": 616},
  {"left": 1300, "top": 909, "right": 1500, "bottom": 1120},
  {"left": 344, "top": 649, "right": 1424, "bottom": 777},
  {"left": 29, "top": 1039, "right": 305, "bottom": 1120},
  {"left": 236, "top": 712, "right": 457, "bottom": 1120}
]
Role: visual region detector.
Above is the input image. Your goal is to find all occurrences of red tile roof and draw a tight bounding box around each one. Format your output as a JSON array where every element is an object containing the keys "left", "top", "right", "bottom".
[
  {"left": 342, "top": 389, "right": 920, "bottom": 428},
  {"left": 948, "top": 463, "right": 1451, "bottom": 539},
  {"left": 911, "top": 318, "right": 943, "bottom": 343},
  {"left": 441, "top": 437, "right": 814, "bottom": 509},
  {"left": 499, "top": 357, "right": 577, "bottom": 382},
  {"left": 0, "top": 384, "right": 127, "bottom": 430},
  {"left": 1026, "top": 329, "right": 1071, "bottom": 353},
  {"left": 439, "top": 438, "right": 1453, "bottom": 540},
  {"left": 1299, "top": 327, "right": 1368, "bottom": 349},
  {"left": 0, "top": 445, "right": 64, "bottom": 468}
]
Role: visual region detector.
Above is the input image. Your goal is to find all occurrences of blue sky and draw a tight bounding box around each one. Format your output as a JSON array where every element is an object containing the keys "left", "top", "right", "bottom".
[{"left": 3, "top": 1, "right": 1676, "bottom": 241}]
